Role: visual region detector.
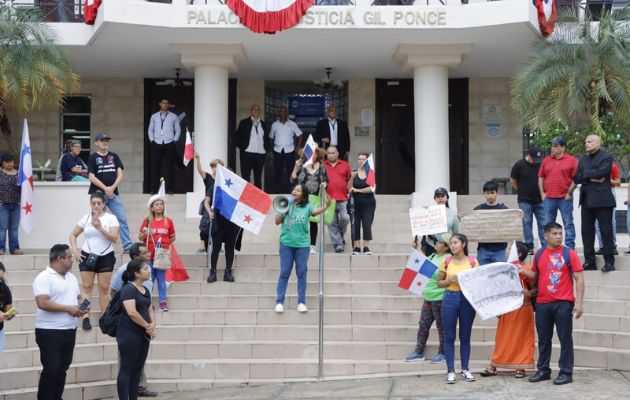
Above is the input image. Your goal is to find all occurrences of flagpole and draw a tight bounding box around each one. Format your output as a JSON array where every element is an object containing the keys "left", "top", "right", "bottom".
[{"left": 318, "top": 183, "right": 325, "bottom": 380}]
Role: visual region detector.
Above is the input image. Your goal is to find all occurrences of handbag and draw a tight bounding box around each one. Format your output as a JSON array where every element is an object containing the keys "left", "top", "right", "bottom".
[
  {"left": 308, "top": 187, "right": 335, "bottom": 225},
  {"left": 146, "top": 218, "right": 172, "bottom": 271},
  {"left": 83, "top": 214, "right": 111, "bottom": 269}
]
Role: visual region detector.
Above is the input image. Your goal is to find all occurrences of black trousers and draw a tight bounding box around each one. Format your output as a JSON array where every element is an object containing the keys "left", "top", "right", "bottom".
[
  {"left": 582, "top": 206, "right": 615, "bottom": 265},
  {"left": 310, "top": 221, "right": 318, "bottom": 247},
  {"left": 240, "top": 151, "right": 266, "bottom": 189},
  {"left": 149, "top": 141, "right": 176, "bottom": 192},
  {"left": 273, "top": 150, "right": 295, "bottom": 194},
  {"left": 352, "top": 196, "right": 376, "bottom": 241},
  {"left": 535, "top": 301, "right": 574, "bottom": 375},
  {"left": 117, "top": 327, "right": 151, "bottom": 400},
  {"left": 35, "top": 328, "right": 76, "bottom": 400}
]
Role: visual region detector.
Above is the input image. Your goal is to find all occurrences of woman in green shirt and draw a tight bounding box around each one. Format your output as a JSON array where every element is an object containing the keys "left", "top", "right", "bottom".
[
  {"left": 275, "top": 184, "right": 331, "bottom": 313},
  {"left": 405, "top": 233, "right": 451, "bottom": 364}
]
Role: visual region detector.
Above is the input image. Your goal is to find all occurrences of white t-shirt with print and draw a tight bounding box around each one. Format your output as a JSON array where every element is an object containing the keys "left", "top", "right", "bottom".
[{"left": 77, "top": 212, "right": 119, "bottom": 254}]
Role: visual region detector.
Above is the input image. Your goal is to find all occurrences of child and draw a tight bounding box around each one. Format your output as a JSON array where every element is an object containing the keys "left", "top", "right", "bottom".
[{"left": 474, "top": 181, "right": 509, "bottom": 265}]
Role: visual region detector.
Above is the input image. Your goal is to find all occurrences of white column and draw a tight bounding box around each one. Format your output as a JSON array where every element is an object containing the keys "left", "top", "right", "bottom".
[
  {"left": 193, "top": 65, "right": 228, "bottom": 193},
  {"left": 414, "top": 64, "right": 450, "bottom": 197}
]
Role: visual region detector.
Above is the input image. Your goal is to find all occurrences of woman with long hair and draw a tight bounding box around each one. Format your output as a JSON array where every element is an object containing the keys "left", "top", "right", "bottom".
[
  {"left": 0, "top": 262, "right": 15, "bottom": 359},
  {"left": 348, "top": 151, "right": 376, "bottom": 255},
  {"left": 437, "top": 233, "right": 478, "bottom": 384},
  {"left": 290, "top": 147, "right": 328, "bottom": 254},
  {"left": 70, "top": 191, "right": 119, "bottom": 330},
  {"left": 139, "top": 196, "right": 175, "bottom": 312},
  {"left": 274, "top": 183, "right": 331, "bottom": 313},
  {"left": 116, "top": 259, "right": 155, "bottom": 400}
]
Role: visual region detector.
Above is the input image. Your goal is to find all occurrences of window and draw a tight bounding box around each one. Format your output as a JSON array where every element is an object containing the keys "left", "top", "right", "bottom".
[{"left": 60, "top": 96, "right": 91, "bottom": 163}]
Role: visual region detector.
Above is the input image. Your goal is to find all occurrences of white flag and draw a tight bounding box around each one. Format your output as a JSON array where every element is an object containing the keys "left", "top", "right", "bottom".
[{"left": 18, "top": 119, "right": 35, "bottom": 234}]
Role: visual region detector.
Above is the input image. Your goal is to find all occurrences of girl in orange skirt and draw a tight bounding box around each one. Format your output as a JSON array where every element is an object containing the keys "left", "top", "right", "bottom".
[{"left": 480, "top": 241, "right": 537, "bottom": 378}]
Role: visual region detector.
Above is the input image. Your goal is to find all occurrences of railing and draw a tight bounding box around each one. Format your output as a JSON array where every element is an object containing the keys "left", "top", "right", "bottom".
[{"left": 9, "top": 1, "right": 84, "bottom": 22}]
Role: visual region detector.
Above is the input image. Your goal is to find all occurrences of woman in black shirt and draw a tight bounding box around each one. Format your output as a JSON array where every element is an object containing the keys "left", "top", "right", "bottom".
[
  {"left": 348, "top": 152, "right": 376, "bottom": 255},
  {"left": 117, "top": 259, "right": 155, "bottom": 400}
]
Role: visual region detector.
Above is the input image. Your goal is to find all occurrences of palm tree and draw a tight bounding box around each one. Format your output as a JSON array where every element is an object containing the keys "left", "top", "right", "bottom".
[
  {"left": 511, "top": 7, "right": 630, "bottom": 133},
  {"left": 0, "top": 3, "right": 80, "bottom": 153}
]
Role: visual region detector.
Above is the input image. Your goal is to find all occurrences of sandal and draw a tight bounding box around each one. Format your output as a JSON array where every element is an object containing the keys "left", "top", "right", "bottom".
[
  {"left": 480, "top": 367, "right": 497, "bottom": 377},
  {"left": 514, "top": 370, "right": 526, "bottom": 378}
]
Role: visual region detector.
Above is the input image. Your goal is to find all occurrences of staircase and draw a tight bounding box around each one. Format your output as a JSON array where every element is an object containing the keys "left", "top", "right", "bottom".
[{"left": 1, "top": 195, "right": 629, "bottom": 399}]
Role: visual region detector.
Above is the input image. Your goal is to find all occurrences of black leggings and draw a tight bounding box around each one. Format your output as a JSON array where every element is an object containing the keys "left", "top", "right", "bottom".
[
  {"left": 352, "top": 196, "right": 376, "bottom": 241},
  {"left": 210, "top": 230, "right": 238, "bottom": 271},
  {"left": 310, "top": 221, "right": 318, "bottom": 246},
  {"left": 117, "top": 328, "right": 150, "bottom": 400}
]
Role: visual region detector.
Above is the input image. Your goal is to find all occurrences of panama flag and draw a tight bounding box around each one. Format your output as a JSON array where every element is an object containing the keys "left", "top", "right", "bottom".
[
  {"left": 398, "top": 250, "right": 438, "bottom": 296},
  {"left": 18, "top": 119, "right": 34, "bottom": 234},
  {"left": 183, "top": 129, "right": 194, "bottom": 167},
  {"left": 362, "top": 153, "right": 375, "bottom": 186},
  {"left": 303, "top": 134, "right": 318, "bottom": 167},
  {"left": 212, "top": 165, "right": 272, "bottom": 235},
  {"left": 507, "top": 240, "right": 519, "bottom": 266}
]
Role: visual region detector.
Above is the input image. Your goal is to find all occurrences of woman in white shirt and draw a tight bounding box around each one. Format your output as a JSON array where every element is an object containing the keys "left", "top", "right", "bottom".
[{"left": 69, "top": 191, "right": 120, "bottom": 331}]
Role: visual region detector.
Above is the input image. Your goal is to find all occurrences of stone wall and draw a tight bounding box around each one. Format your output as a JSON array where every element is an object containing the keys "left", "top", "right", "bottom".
[
  {"left": 347, "top": 79, "right": 376, "bottom": 164},
  {"left": 6, "top": 78, "right": 145, "bottom": 193},
  {"left": 468, "top": 77, "right": 523, "bottom": 194}
]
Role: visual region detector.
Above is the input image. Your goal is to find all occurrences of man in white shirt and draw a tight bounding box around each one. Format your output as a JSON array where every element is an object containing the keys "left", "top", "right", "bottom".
[
  {"left": 235, "top": 104, "right": 269, "bottom": 189},
  {"left": 269, "top": 106, "right": 303, "bottom": 193},
  {"left": 148, "top": 99, "right": 181, "bottom": 194},
  {"left": 33, "top": 244, "right": 87, "bottom": 400}
]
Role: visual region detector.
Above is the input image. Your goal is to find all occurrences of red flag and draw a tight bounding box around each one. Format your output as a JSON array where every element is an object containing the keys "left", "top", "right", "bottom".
[
  {"left": 362, "top": 154, "right": 376, "bottom": 186},
  {"left": 166, "top": 246, "right": 189, "bottom": 283},
  {"left": 183, "top": 129, "right": 193, "bottom": 167}
]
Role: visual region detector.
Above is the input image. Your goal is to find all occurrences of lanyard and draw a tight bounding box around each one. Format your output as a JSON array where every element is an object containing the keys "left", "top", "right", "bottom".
[
  {"left": 160, "top": 113, "right": 168, "bottom": 132},
  {"left": 329, "top": 119, "right": 337, "bottom": 131},
  {"left": 253, "top": 120, "right": 260, "bottom": 135}
]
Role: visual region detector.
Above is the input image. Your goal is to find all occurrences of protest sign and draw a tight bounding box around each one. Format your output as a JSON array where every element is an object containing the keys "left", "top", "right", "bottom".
[
  {"left": 459, "top": 209, "right": 523, "bottom": 242},
  {"left": 409, "top": 205, "right": 448, "bottom": 237},
  {"left": 457, "top": 262, "right": 524, "bottom": 320}
]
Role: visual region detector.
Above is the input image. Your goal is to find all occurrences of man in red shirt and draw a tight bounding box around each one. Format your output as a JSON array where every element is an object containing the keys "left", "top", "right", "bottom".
[
  {"left": 595, "top": 162, "right": 621, "bottom": 255},
  {"left": 521, "top": 221, "right": 584, "bottom": 385},
  {"left": 538, "top": 136, "right": 578, "bottom": 249},
  {"left": 324, "top": 146, "right": 351, "bottom": 252}
]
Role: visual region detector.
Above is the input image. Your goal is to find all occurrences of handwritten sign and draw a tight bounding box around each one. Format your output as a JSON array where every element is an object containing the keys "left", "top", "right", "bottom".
[
  {"left": 409, "top": 205, "right": 448, "bottom": 237},
  {"left": 459, "top": 209, "right": 523, "bottom": 242},
  {"left": 457, "top": 262, "right": 524, "bottom": 320}
]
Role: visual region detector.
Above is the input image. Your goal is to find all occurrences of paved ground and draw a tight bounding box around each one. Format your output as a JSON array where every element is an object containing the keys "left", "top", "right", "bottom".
[{"left": 145, "top": 370, "right": 630, "bottom": 400}]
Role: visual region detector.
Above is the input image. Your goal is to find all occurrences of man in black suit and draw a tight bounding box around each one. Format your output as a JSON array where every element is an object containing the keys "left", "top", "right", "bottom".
[
  {"left": 314, "top": 106, "right": 350, "bottom": 160},
  {"left": 235, "top": 104, "right": 269, "bottom": 189},
  {"left": 574, "top": 135, "right": 616, "bottom": 272}
]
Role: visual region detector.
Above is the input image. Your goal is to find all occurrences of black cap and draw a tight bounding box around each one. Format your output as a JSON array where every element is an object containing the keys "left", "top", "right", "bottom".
[
  {"left": 95, "top": 132, "right": 111, "bottom": 141},
  {"left": 434, "top": 187, "right": 449, "bottom": 198},
  {"left": 0, "top": 152, "right": 14, "bottom": 162},
  {"left": 527, "top": 146, "right": 544, "bottom": 162},
  {"left": 551, "top": 136, "right": 567, "bottom": 146}
]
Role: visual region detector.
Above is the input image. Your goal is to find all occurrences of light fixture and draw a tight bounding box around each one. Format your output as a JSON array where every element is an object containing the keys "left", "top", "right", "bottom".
[
  {"left": 156, "top": 68, "right": 193, "bottom": 87},
  {"left": 314, "top": 67, "right": 344, "bottom": 89}
]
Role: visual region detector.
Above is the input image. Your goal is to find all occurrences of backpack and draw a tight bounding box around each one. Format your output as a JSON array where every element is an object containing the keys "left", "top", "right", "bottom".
[{"left": 99, "top": 289, "right": 124, "bottom": 337}]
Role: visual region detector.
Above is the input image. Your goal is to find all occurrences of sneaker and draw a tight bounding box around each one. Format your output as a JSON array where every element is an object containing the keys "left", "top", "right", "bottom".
[
  {"left": 275, "top": 303, "right": 284, "bottom": 313},
  {"left": 82, "top": 317, "right": 92, "bottom": 331},
  {"left": 446, "top": 371, "right": 456, "bottom": 384},
  {"left": 159, "top": 302, "right": 169, "bottom": 312},
  {"left": 430, "top": 353, "right": 446, "bottom": 363},
  {"left": 460, "top": 369, "right": 475, "bottom": 382},
  {"left": 352, "top": 247, "right": 361, "bottom": 255},
  {"left": 297, "top": 303, "right": 308, "bottom": 313},
  {"left": 310, "top": 245, "right": 316, "bottom": 254},
  {"left": 334, "top": 246, "right": 344, "bottom": 253},
  {"left": 363, "top": 247, "right": 372, "bottom": 255},
  {"left": 404, "top": 350, "right": 424, "bottom": 362}
]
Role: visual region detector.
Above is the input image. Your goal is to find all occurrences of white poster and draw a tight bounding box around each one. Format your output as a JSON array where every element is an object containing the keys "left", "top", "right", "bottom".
[
  {"left": 409, "top": 204, "right": 448, "bottom": 237},
  {"left": 457, "top": 262, "right": 524, "bottom": 320}
]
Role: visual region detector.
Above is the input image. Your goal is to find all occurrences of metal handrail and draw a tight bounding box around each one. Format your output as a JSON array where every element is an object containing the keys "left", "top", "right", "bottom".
[{"left": 317, "top": 182, "right": 326, "bottom": 379}]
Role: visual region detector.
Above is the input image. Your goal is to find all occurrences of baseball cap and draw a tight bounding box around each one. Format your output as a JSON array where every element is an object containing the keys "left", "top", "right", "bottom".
[
  {"left": 434, "top": 187, "right": 449, "bottom": 198},
  {"left": 551, "top": 136, "right": 567, "bottom": 146},
  {"left": 527, "top": 146, "right": 544, "bottom": 162},
  {"left": 95, "top": 132, "right": 111, "bottom": 141}
]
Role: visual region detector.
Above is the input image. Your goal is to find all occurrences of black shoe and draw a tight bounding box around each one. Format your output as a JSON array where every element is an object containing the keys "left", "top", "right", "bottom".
[
  {"left": 595, "top": 248, "right": 604, "bottom": 255},
  {"left": 82, "top": 317, "right": 92, "bottom": 331},
  {"left": 207, "top": 271, "right": 217, "bottom": 283},
  {"left": 528, "top": 249, "right": 535, "bottom": 255},
  {"left": 363, "top": 247, "right": 372, "bottom": 255},
  {"left": 137, "top": 387, "right": 158, "bottom": 397},
  {"left": 553, "top": 373, "right": 573, "bottom": 385},
  {"left": 352, "top": 247, "right": 361, "bottom": 255},
  {"left": 613, "top": 248, "right": 619, "bottom": 256},
  {"left": 601, "top": 263, "right": 616, "bottom": 273},
  {"left": 528, "top": 371, "right": 550, "bottom": 383},
  {"left": 582, "top": 262, "right": 597, "bottom": 271},
  {"left": 224, "top": 270, "right": 234, "bottom": 282}
]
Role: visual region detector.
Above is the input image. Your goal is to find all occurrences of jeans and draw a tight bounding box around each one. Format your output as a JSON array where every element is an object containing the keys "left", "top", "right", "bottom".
[
  {"left": 0, "top": 329, "right": 5, "bottom": 359},
  {"left": 441, "top": 290, "right": 476, "bottom": 372},
  {"left": 273, "top": 150, "right": 295, "bottom": 194},
  {"left": 105, "top": 194, "right": 132, "bottom": 250},
  {"left": 35, "top": 328, "right": 76, "bottom": 400},
  {"left": 329, "top": 200, "right": 349, "bottom": 248},
  {"left": 596, "top": 191, "right": 617, "bottom": 249},
  {"left": 519, "top": 201, "right": 546, "bottom": 249},
  {"left": 117, "top": 327, "right": 150, "bottom": 400},
  {"left": 150, "top": 261, "right": 167, "bottom": 302},
  {"left": 476, "top": 247, "right": 506, "bottom": 266},
  {"left": 276, "top": 244, "right": 309, "bottom": 305},
  {"left": 0, "top": 203, "right": 20, "bottom": 253},
  {"left": 535, "top": 301, "right": 574, "bottom": 375},
  {"left": 543, "top": 198, "right": 575, "bottom": 249}
]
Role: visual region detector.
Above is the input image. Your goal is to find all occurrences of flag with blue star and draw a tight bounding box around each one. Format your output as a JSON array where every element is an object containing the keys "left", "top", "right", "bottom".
[
  {"left": 398, "top": 249, "right": 438, "bottom": 296},
  {"left": 18, "top": 119, "right": 35, "bottom": 234}
]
